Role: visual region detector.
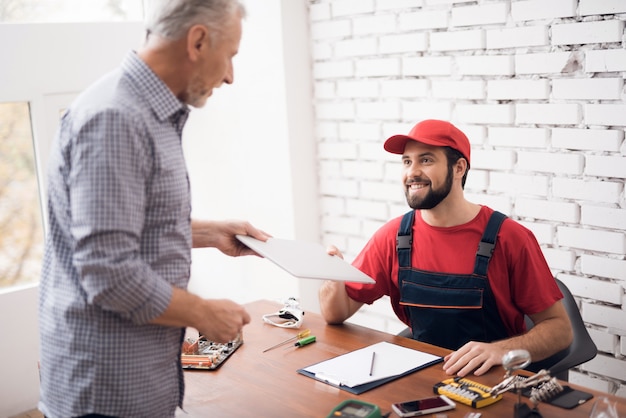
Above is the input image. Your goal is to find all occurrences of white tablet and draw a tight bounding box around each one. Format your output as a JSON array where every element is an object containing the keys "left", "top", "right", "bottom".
[{"left": 236, "top": 235, "right": 375, "bottom": 283}]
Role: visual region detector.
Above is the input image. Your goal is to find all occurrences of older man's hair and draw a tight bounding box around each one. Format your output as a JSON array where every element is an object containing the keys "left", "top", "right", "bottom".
[{"left": 144, "top": 0, "right": 246, "bottom": 41}]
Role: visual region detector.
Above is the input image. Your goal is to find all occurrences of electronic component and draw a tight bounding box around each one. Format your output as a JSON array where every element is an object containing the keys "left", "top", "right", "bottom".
[
  {"left": 434, "top": 377, "right": 502, "bottom": 408},
  {"left": 181, "top": 334, "right": 243, "bottom": 370},
  {"left": 326, "top": 399, "right": 382, "bottom": 418}
]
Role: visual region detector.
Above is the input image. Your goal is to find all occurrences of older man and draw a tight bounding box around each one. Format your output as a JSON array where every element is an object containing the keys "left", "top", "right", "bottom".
[{"left": 38, "top": 1, "right": 267, "bottom": 417}]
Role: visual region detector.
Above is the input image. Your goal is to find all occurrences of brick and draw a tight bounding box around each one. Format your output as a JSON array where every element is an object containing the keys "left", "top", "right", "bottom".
[
  {"left": 585, "top": 104, "right": 626, "bottom": 126},
  {"left": 342, "top": 160, "right": 384, "bottom": 180},
  {"left": 320, "top": 196, "right": 346, "bottom": 216},
  {"left": 582, "top": 353, "right": 626, "bottom": 381},
  {"left": 515, "top": 51, "right": 577, "bottom": 75},
  {"left": 489, "top": 172, "right": 549, "bottom": 197},
  {"left": 357, "top": 101, "right": 401, "bottom": 121},
  {"left": 542, "top": 247, "right": 576, "bottom": 271},
  {"left": 588, "top": 328, "right": 618, "bottom": 354},
  {"left": 430, "top": 29, "right": 485, "bottom": 52},
  {"left": 353, "top": 14, "right": 396, "bottom": 35},
  {"left": 403, "top": 56, "right": 453, "bottom": 76},
  {"left": 451, "top": 3, "right": 509, "bottom": 27},
  {"left": 558, "top": 226, "right": 626, "bottom": 255},
  {"left": 310, "top": 20, "right": 351, "bottom": 40},
  {"left": 488, "top": 79, "right": 550, "bottom": 100},
  {"left": 581, "top": 205, "right": 626, "bottom": 230},
  {"left": 579, "top": 0, "right": 626, "bottom": 15},
  {"left": 402, "top": 101, "right": 453, "bottom": 121},
  {"left": 399, "top": 10, "right": 449, "bottom": 31},
  {"left": 376, "top": 0, "right": 426, "bottom": 11},
  {"left": 312, "top": 42, "right": 332, "bottom": 60},
  {"left": 583, "top": 303, "right": 626, "bottom": 333},
  {"left": 316, "top": 102, "right": 355, "bottom": 120},
  {"left": 432, "top": 80, "right": 485, "bottom": 100},
  {"left": 551, "top": 20, "right": 625, "bottom": 46},
  {"left": 552, "top": 128, "right": 623, "bottom": 152},
  {"left": 465, "top": 169, "right": 489, "bottom": 191},
  {"left": 558, "top": 273, "right": 623, "bottom": 305},
  {"left": 337, "top": 80, "right": 378, "bottom": 98},
  {"left": 489, "top": 127, "right": 549, "bottom": 148},
  {"left": 511, "top": 0, "right": 577, "bottom": 21},
  {"left": 586, "top": 49, "right": 626, "bottom": 73},
  {"left": 336, "top": 38, "right": 378, "bottom": 58},
  {"left": 457, "top": 55, "right": 515, "bottom": 76},
  {"left": 519, "top": 221, "right": 554, "bottom": 245},
  {"left": 471, "top": 149, "right": 516, "bottom": 170},
  {"left": 581, "top": 254, "right": 626, "bottom": 281},
  {"left": 486, "top": 25, "right": 548, "bottom": 49},
  {"left": 356, "top": 58, "right": 401, "bottom": 77},
  {"left": 459, "top": 124, "right": 487, "bottom": 146},
  {"left": 516, "top": 103, "right": 581, "bottom": 125},
  {"left": 515, "top": 197, "right": 579, "bottom": 223},
  {"left": 568, "top": 371, "right": 614, "bottom": 394},
  {"left": 314, "top": 81, "right": 335, "bottom": 100},
  {"left": 322, "top": 214, "right": 362, "bottom": 234},
  {"left": 339, "top": 122, "right": 382, "bottom": 141},
  {"left": 313, "top": 60, "right": 354, "bottom": 79},
  {"left": 456, "top": 104, "right": 515, "bottom": 124},
  {"left": 381, "top": 79, "right": 430, "bottom": 98},
  {"left": 331, "top": 0, "right": 375, "bottom": 17},
  {"left": 346, "top": 198, "right": 387, "bottom": 218},
  {"left": 319, "top": 178, "right": 359, "bottom": 198},
  {"left": 586, "top": 155, "right": 626, "bottom": 179},
  {"left": 362, "top": 180, "right": 405, "bottom": 203},
  {"left": 316, "top": 121, "right": 339, "bottom": 139},
  {"left": 465, "top": 193, "right": 512, "bottom": 215},
  {"left": 309, "top": 3, "right": 331, "bottom": 21},
  {"left": 380, "top": 33, "right": 428, "bottom": 54},
  {"left": 553, "top": 78, "right": 623, "bottom": 100},
  {"left": 552, "top": 177, "right": 623, "bottom": 204},
  {"left": 318, "top": 141, "right": 358, "bottom": 160},
  {"left": 517, "top": 151, "right": 584, "bottom": 175}
]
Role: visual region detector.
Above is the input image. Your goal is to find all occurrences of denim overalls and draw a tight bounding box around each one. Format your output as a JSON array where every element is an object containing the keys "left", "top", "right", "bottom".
[{"left": 397, "top": 210, "right": 510, "bottom": 350}]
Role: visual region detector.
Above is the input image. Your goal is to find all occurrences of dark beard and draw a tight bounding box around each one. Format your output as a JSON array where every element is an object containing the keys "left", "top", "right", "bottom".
[{"left": 405, "top": 166, "right": 453, "bottom": 210}]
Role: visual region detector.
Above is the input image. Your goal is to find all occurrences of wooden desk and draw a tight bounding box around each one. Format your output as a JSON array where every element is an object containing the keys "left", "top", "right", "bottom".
[{"left": 181, "top": 300, "right": 626, "bottom": 417}]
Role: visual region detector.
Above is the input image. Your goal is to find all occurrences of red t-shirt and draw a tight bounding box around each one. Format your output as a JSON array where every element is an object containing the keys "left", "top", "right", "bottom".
[{"left": 345, "top": 205, "right": 562, "bottom": 337}]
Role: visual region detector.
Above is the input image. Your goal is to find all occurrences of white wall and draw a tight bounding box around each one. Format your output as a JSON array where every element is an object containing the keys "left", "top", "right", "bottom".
[
  {"left": 184, "top": 0, "right": 320, "bottom": 312},
  {"left": 308, "top": 0, "right": 626, "bottom": 398}
]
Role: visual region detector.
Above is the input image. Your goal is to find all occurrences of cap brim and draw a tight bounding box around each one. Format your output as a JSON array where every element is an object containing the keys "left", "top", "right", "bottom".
[{"left": 384, "top": 135, "right": 412, "bottom": 154}]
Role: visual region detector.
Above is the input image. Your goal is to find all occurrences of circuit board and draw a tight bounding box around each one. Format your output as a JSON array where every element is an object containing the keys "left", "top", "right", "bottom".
[{"left": 181, "top": 334, "right": 243, "bottom": 370}]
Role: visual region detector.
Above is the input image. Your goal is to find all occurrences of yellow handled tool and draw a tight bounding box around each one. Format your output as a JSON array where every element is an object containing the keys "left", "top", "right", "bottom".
[{"left": 262, "top": 329, "right": 311, "bottom": 352}]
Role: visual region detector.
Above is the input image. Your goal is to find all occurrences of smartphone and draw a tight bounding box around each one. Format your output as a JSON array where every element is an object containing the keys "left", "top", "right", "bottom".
[{"left": 391, "top": 395, "right": 456, "bottom": 417}]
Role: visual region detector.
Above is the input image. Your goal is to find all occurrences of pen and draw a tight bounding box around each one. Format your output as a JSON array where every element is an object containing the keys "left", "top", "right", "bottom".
[{"left": 369, "top": 351, "right": 376, "bottom": 376}]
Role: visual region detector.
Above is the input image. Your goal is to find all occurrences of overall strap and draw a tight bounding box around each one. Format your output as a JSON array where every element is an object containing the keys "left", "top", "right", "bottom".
[
  {"left": 474, "top": 211, "right": 507, "bottom": 276},
  {"left": 397, "top": 210, "right": 415, "bottom": 268}
]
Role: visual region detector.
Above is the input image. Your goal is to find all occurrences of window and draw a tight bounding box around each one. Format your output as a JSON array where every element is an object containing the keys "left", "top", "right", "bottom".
[
  {"left": 0, "top": 0, "right": 144, "bottom": 23},
  {"left": 0, "top": 103, "right": 43, "bottom": 288},
  {"left": 0, "top": 0, "right": 145, "bottom": 289}
]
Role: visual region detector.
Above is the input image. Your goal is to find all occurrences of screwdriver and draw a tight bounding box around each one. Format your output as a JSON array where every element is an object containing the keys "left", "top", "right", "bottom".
[
  {"left": 263, "top": 329, "right": 311, "bottom": 352},
  {"left": 293, "top": 335, "right": 316, "bottom": 348}
]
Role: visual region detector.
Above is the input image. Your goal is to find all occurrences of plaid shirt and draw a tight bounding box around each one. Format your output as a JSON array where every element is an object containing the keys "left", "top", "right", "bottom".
[{"left": 39, "top": 52, "right": 192, "bottom": 418}]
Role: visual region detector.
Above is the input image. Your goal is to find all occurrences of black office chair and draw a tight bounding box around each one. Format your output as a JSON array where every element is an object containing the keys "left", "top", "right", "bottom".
[
  {"left": 397, "top": 278, "right": 597, "bottom": 381},
  {"left": 525, "top": 278, "right": 597, "bottom": 381}
]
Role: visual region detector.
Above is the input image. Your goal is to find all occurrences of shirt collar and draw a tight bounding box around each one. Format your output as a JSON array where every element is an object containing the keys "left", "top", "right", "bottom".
[{"left": 122, "top": 51, "right": 190, "bottom": 124}]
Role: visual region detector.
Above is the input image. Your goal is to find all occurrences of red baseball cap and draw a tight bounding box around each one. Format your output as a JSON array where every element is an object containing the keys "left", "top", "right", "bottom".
[{"left": 384, "top": 119, "right": 471, "bottom": 164}]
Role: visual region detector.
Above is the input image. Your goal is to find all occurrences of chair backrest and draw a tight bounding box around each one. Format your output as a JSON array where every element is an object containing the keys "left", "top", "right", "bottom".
[{"left": 525, "top": 278, "right": 597, "bottom": 381}]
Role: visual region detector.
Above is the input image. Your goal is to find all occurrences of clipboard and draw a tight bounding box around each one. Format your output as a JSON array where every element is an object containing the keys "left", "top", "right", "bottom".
[
  {"left": 236, "top": 235, "right": 375, "bottom": 283},
  {"left": 297, "top": 341, "right": 443, "bottom": 395}
]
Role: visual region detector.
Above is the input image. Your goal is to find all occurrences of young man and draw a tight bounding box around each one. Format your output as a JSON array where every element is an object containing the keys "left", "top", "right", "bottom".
[
  {"left": 38, "top": 1, "right": 268, "bottom": 417},
  {"left": 319, "top": 119, "right": 572, "bottom": 377}
]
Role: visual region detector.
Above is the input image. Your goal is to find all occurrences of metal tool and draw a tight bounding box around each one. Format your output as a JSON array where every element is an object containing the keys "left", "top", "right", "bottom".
[{"left": 262, "top": 329, "right": 311, "bottom": 352}]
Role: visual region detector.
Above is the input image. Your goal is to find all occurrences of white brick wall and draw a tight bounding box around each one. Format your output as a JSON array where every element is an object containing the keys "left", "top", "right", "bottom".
[{"left": 308, "top": 0, "right": 626, "bottom": 397}]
